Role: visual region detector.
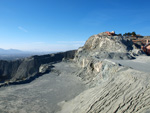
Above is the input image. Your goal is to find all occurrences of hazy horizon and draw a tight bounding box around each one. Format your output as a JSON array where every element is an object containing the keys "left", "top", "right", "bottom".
[
  {"left": 0, "top": 47, "right": 69, "bottom": 53},
  {"left": 0, "top": 0, "right": 150, "bottom": 51}
]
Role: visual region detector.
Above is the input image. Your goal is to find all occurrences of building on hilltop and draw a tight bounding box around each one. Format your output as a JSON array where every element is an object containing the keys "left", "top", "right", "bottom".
[{"left": 105, "top": 31, "right": 115, "bottom": 36}]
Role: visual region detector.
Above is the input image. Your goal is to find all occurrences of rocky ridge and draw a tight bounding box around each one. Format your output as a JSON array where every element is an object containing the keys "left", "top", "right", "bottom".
[
  {"left": 73, "top": 32, "right": 142, "bottom": 87},
  {"left": 58, "top": 32, "right": 150, "bottom": 113},
  {"left": 0, "top": 32, "right": 150, "bottom": 113},
  {"left": 0, "top": 50, "right": 76, "bottom": 85}
]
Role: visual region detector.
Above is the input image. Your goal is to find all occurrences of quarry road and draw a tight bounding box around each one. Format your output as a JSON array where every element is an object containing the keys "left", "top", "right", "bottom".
[
  {"left": 0, "top": 62, "right": 86, "bottom": 113},
  {"left": 111, "top": 55, "right": 150, "bottom": 73}
]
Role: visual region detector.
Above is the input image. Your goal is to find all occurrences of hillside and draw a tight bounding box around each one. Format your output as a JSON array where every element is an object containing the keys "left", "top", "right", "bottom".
[
  {"left": 0, "top": 50, "right": 76, "bottom": 84},
  {"left": 0, "top": 32, "right": 150, "bottom": 113}
]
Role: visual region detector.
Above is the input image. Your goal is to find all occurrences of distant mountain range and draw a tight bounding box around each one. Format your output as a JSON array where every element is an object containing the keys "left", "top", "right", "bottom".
[
  {"left": 0, "top": 48, "right": 54, "bottom": 54},
  {"left": 0, "top": 48, "right": 54, "bottom": 60},
  {"left": 0, "top": 48, "right": 24, "bottom": 54}
]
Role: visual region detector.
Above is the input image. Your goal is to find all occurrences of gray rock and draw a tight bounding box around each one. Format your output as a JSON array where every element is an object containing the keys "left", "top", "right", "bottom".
[
  {"left": 0, "top": 50, "right": 76, "bottom": 83},
  {"left": 1, "top": 32, "right": 150, "bottom": 113}
]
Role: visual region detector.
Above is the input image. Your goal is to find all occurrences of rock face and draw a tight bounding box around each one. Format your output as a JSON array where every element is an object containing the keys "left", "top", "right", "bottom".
[
  {"left": 58, "top": 32, "right": 150, "bottom": 113},
  {"left": 0, "top": 50, "right": 76, "bottom": 83},
  {"left": 73, "top": 32, "right": 142, "bottom": 87},
  {"left": 75, "top": 32, "right": 138, "bottom": 62},
  {"left": 0, "top": 32, "right": 149, "bottom": 113},
  {"left": 0, "top": 60, "right": 21, "bottom": 82},
  {"left": 84, "top": 33, "right": 133, "bottom": 52}
]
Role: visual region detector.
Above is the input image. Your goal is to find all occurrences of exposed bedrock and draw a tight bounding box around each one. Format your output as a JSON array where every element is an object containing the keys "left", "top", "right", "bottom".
[
  {"left": 58, "top": 65, "right": 150, "bottom": 113},
  {"left": 74, "top": 32, "right": 143, "bottom": 63},
  {"left": 57, "top": 33, "right": 150, "bottom": 113},
  {"left": 1, "top": 32, "right": 149, "bottom": 113},
  {"left": 0, "top": 50, "right": 76, "bottom": 83},
  {"left": 73, "top": 32, "right": 144, "bottom": 87}
]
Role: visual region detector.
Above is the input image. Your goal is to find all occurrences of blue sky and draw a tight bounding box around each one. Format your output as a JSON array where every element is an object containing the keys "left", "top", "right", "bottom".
[{"left": 0, "top": 0, "right": 150, "bottom": 52}]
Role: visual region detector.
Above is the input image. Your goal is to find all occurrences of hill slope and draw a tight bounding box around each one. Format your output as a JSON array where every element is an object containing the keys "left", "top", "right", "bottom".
[
  {"left": 0, "top": 32, "right": 150, "bottom": 113},
  {"left": 58, "top": 32, "right": 150, "bottom": 113}
]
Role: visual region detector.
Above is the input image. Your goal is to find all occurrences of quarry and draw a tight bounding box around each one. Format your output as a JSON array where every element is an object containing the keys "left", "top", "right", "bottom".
[{"left": 0, "top": 32, "right": 150, "bottom": 113}]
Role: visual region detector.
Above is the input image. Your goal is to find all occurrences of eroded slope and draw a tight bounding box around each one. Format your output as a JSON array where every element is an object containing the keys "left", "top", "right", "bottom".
[{"left": 58, "top": 33, "right": 150, "bottom": 113}]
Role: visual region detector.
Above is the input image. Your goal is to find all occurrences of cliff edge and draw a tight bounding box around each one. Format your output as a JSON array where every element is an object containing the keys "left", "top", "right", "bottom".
[{"left": 0, "top": 50, "right": 76, "bottom": 85}]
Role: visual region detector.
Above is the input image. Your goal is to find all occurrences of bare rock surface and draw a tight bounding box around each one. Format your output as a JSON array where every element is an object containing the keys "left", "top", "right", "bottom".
[
  {"left": 0, "top": 62, "right": 86, "bottom": 113},
  {"left": 58, "top": 56, "right": 150, "bottom": 113},
  {"left": 57, "top": 33, "right": 150, "bottom": 113},
  {"left": 0, "top": 32, "right": 150, "bottom": 113},
  {"left": 0, "top": 50, "right": 76, "bottom": 83},
  {"left": 73, "top": 33, "right": 144, "bottom": 87}
]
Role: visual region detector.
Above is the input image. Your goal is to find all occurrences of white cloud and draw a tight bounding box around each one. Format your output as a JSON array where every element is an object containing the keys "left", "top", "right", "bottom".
[{"left": 18, "top": 26, "right": 28, "bottom": 32}]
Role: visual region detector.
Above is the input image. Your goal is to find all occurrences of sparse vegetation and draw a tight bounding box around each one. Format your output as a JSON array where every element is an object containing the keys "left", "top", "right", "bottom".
[
  {"left": 123, "top": 31, "right": 137, "bottom": 36},
  {"left": 131, "top": 31, "right": 136, "bottom": 36},
  {"left": 118, "top": 33, "right": 122, "bottom": 36}
]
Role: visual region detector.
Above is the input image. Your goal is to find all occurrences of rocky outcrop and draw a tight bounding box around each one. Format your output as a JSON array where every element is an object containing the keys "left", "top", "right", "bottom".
[
  {"left": 83, "top": 33, "right": 133, "bottom": 52},
  {"left": 75, "top": 32, "right": 140, "bottom": 62},
  {"left": 58, "top": 33, "right": 150, "bottom": 113},
  {"left": 0, "top": 50, "right": 76, "bottom": 83},
  {"left": 1, "top": 32, "right": 149, "bottom": 113},
  {"left": 73, "top": 32, "right": 143, "bottom": 87}
]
